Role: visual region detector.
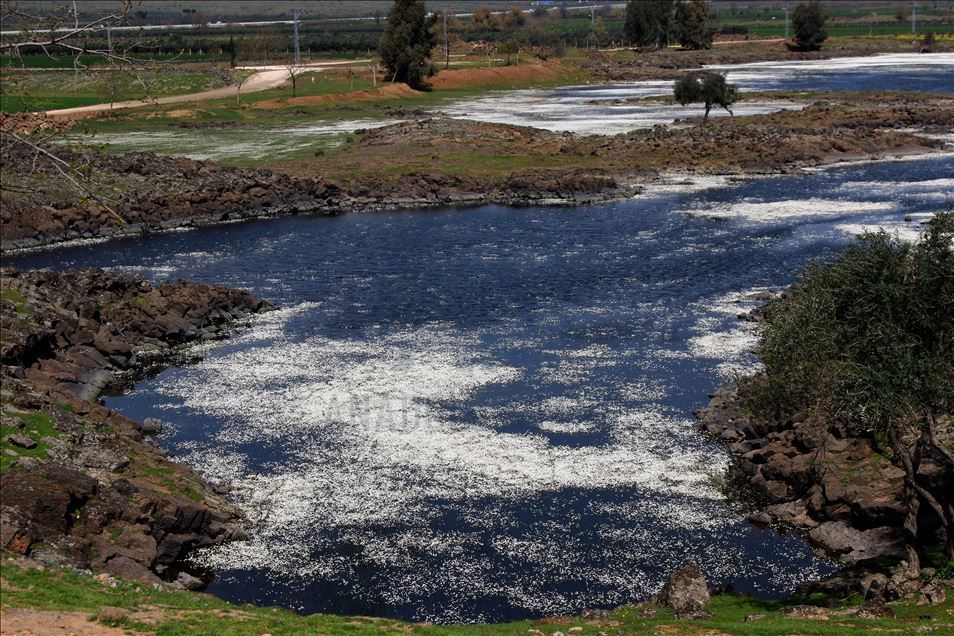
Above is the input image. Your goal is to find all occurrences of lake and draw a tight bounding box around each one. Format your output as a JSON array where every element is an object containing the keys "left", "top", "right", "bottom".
[{"left": 9, "top": 154, "right": 950, "bottom": 623}]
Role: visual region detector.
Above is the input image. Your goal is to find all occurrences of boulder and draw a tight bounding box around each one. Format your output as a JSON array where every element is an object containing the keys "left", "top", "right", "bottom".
[
  {"left": 176, "top": 571, "right": 205, "bottom": 590},
  {"left": 141, "top": 418, "right": 163, "bottom": 434},
  {"left": 779, "top": 605, "right": 830, "bottom": 620},
  {"left": 103, "top": 555, "right": 163, "bottom": 586},
  {"left": 657, "top": 565, "right": 711, "bottom": 618},
  {"left": 854, "top": 597, "right": 895, "bottom": 618},
  {"left": 886, "top": 560, "right": 921, "bottom": 600},
  {"left": 918, "top": 583, "right": 946, "bottom": 606},
  {"left": 807, "top": 521, "right": 902, "bottom": 563},
  {"left": 6, "top": 434, "right": 36, "bottom": 449}
]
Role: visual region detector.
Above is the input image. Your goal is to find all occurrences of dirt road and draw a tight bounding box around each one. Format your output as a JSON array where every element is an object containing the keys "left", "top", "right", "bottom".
[{"left": 43, "top": 59, "right": 370, "bottom": 118}]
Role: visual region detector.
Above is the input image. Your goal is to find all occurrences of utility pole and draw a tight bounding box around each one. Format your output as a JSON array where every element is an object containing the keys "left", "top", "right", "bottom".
[
  {"left": 911, "top": 0, "right": 917, "bottom": 34},
  {"left": 293, "top": 9, "right": 300, "bottom": 65},
  {"left": 444, "top": 2, "right": 449, "bottom": 69}
]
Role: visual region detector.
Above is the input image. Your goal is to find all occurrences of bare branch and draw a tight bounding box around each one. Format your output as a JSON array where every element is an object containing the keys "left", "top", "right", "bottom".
[{"left": 5, "top": 132, "right": 126, "bottom": 225}]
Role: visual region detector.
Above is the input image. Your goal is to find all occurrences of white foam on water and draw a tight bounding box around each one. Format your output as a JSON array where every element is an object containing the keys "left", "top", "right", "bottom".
[
  {"left": 706, "top": 52, "right": 954, "bottom": 72},
  {"left": 836, "top": 221, "right": 926, "bottom": 243},
  {"left": 153, "top": 305, "right": 731, "bottom": 589},
  {"left": 441, "top": 96, "right": 802, "bottom": 134},
  {"left": 641, "top": 174, "right": 739, "bottom": 196},
  {"left": 71, "top": 119, "right": 397, "bottom": 162},
  {"left": 681, "top": 198, "right": 894, "bottom": 223}
]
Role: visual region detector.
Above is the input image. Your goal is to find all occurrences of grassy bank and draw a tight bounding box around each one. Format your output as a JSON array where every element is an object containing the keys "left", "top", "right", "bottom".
[
  {"left": 2, "top": 558, "right": 952, "bottom": 635},
  {"left": 0, "top": 67, "right": 233, "bottom": 113}
]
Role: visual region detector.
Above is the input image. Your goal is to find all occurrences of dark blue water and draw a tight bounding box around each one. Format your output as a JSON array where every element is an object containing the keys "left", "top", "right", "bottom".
[
  {"left": 7, "top": 156, "right": 951, "bottom": 623},
  {"left": 717, "top": 53, "right": 954, "bottom": 93}
]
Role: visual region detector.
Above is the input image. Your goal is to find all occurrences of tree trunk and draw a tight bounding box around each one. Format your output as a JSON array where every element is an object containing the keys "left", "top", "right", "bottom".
[
  {"left": 895, "top": 432, "right": 923, "bottom": 571},
  {"left": 703, "top": 103, "right": 711, "bottom": 124}
]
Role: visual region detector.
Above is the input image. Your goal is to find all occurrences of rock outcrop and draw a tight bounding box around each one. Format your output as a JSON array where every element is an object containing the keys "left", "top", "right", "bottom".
[
  {"left": 656, "top": 565, "right": 711, "bottom": 619},
  {"left": 0, "top": 267, "right": 272, "bottom": 587},
  {"left": 697, "top": 382, "right": 910, "bottom": 564}
]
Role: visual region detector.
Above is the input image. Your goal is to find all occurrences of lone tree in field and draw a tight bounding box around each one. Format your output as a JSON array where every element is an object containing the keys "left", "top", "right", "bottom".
[
  {"left": 792, "top": 0, "right": 827, "bottom": 51},
  {"left": 625, "top": 0, "right": 674, "bottom": 49},
  {"left": 379, "top": 0, "right": 437, "bottom": 85},
  {"left": 673, "top": 71, "right": 737, "bottom": 123},
  {"left": 674, "top": 0, "right": 713, "bottom": 50}
]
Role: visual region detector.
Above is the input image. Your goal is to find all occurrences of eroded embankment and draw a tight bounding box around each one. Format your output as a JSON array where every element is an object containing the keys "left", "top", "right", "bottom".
[{"left": 0, "top": 267, "right": 271, "bottom": 588}]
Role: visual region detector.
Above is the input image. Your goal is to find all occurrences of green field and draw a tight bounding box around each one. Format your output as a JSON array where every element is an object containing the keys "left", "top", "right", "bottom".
[
  {"left": 0, "top": 68, "right": 232, "bottom": 113},
  {"left": 2, "top": 558, "right": 952, "bottom": 636}
]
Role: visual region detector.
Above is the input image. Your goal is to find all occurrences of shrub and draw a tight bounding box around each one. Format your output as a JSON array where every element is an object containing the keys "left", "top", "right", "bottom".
[
  {"left": 625, "top": 0, "right": 674, "bottom": 49},
  {"left": 674, "top": 0, "right": 713, "bottom": 50},
  {"left": 754, "top": 212, "right": 954, "bottom": 561}
]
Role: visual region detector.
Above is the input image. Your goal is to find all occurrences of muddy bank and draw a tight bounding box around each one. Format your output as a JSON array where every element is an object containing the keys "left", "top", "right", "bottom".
[{"left": 0, "top": 267, "right": 271, "bottom": 588}]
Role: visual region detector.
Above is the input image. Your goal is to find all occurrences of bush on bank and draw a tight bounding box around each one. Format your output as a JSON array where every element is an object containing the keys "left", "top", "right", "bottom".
[{"left": 749, "top": 211, "right": 954, "bottom": 564}]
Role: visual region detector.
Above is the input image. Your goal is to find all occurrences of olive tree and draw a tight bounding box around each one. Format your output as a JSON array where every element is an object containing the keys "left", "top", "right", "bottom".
[
  {"left": 756, "top": 213, "right": 954, "bottom": 569},
  {"left": 673, "top": 71, "right": 737, "bottom": 124},
  {"left": 624, "top": 0, "right": 674, "bottom": 49}
]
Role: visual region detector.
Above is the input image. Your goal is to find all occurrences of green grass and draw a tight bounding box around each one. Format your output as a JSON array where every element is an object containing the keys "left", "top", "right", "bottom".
[
  {"left": 0, "top": 287, "right": 29, "bottom": 313},
  {"left": 135, "top": 464, "right": 202, "bottom": 502},
  {"left": 0, "top": 410, "right": 58, "bottom": 470},
  {"left": 0, "top": 69, "right": 232, "bottom": 113},
  {"left": 1, "top": 559, "right": 951, "bottom": 635}
]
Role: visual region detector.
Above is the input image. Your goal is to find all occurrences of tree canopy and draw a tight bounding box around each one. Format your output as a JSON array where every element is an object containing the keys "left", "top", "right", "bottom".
[
  {"left": 378, "top": 0, "right": 437, "bottom": 85},
  {"left": 792, "top": 0, "right": 828, "bottom": 51},
  {"left": 673, "top": 71, "right": 737, "bottom": 123},
  {"left": 624, "top": 0, "right": 674, "bottom": 49},
  {"left": 674, "top": 0, "right": 713, "bottom": 50}
]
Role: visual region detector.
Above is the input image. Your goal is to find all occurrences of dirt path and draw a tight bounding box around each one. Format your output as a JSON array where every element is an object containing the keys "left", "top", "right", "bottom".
[
  {"left": 43, "top": 59, "right": 370, "bottom": 118},
  {"left": 0, "top": 607, "right": 141, "bottom": 635}
]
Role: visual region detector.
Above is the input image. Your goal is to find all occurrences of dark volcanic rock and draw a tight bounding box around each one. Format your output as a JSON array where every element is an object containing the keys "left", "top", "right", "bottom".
[{"left": 0, "top": 267, "right": 267, "bottom": 586}]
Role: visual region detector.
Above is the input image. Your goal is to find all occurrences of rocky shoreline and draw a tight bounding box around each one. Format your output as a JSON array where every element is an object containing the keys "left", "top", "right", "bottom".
[
  {"left": 0, "top": 267, "right": 272, "bottom": 588},
  {"left": 694, "top": 296, "right": 951, "bottom": 600},
  {"left": 3, "top": 92, "right": 951, "bottom": 252}
]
